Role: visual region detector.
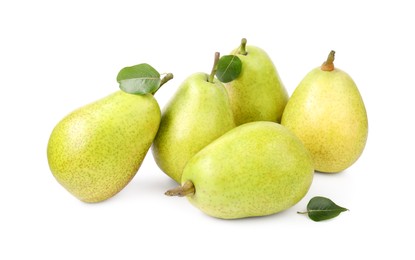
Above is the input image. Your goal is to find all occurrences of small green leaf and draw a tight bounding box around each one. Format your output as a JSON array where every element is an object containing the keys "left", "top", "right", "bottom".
[
  {"left": 216, "top": 55, "right": 242, "bottom": 83},
  {"left": 117, "top": 63, "right": 161, "bottom": 94},
  {"left": 298, "top": 196, "right": 348, "bottom": 222}
]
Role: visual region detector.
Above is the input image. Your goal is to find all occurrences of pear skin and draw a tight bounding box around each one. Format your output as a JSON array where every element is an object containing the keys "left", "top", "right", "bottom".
[
  {"left": 166, "top": 121, "right": 314, "bottom": 219},
  {"left": 225, "top": 38, "right": 288, "bottom": 125},
  {"left": 281, "top": 51, "right": 368, "bottom": 173},
  {"left": 47, "top": 91, "right": 161, "bottom": 202},
  {"left": 152, "top": 72, "right": 235, "bottom": 183}
]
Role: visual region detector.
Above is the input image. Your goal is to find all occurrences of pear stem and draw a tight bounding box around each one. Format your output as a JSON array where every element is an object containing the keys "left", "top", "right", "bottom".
[
  {"left": 239, "top": 38, "right": 248, "bottom": 55},
  {"left": 321, "top": 50, "right": 335, "bottom": 71},
  {"left": 165, "top": 180, "right": 195, "bottom": 197},
  {"left": 160, "top": 73, "right": 174, "bottom": 87},
  {"left": 209, "top": 52, "right": 220, "bottom": 83},
  {"left": 152, "top": 73, "right": 174, "bottom": 95}
]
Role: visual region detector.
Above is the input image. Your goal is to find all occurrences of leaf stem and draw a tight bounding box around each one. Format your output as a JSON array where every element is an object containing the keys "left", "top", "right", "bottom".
[
  {"left": 152, "top": 73, "right": 174, "bottom": 95},
  {"left": 321, "top": 50, "right": 335, "bottom": 71},
  {"left": 165, "top": 180, "right": 195, "bottom": 197},
  {"left": 297, "top": 211, "right": 309, "bottom": 214},
  {"left": 239, "top": 38, "right": 248, "bottom": 55},
  {"left": 209, "top": 52, "right": 220, "bottom": 83}
]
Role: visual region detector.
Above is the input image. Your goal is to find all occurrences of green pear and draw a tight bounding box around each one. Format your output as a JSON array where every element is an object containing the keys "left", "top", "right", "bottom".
[
  {"left": 165, "top": 121, "right": 314, "bottom": 219},
  {"left": 224, "top": 38, "right": 289, "bottom": 125},
  {"left": 152, "top": 53, "right": 235, "bottom": 183},
  {"left": 281, "top": 51, "right": 368, "bottom": 173},
  {"left": 47, "top": 90, "right": 161, "bottom": 202}
]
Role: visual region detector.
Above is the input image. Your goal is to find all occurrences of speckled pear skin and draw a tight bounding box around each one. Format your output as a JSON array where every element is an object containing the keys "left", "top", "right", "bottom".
[
  {"left": 181, "top": 121, "right": 314, "bottom": 219},
  {"left": 225, "top": 45, "right": 288, "bottom": 125},
  {"left": 47, "top": 91, "right": 161, "bottom": 202},
  {"left": 152, "top": 73, "right": 235, "bottom": 183},
  {"left": 281, "top": 67, "right": 368, "bottom": 173}
]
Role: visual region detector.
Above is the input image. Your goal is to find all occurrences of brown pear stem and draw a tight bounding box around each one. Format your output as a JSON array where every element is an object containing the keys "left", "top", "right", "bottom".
[
  {"left": 209, "top": 52, "right": 220, "bottom": 83},
  {"left": 321, "top": 50, "right": 335, "bottom": 71},
  {"left": 165, "top": 180, "right": 195, "bottom": 197},
  {"left": 239, "top": 38, "right": 248, "bottom": 55}
]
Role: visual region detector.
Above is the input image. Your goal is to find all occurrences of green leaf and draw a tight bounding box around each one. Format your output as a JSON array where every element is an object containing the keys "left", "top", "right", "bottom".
[
  {"left": 117, "top": 63, "right": 161, "bottom": 94},
  {"left": 215, "top": 55, "right": 242, "bottom": 83},
  {"left": 298, "top": 196, "right": 348, "bottom": 222}
]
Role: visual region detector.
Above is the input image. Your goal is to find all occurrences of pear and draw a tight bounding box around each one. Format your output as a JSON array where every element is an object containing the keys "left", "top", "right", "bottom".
[
  {"left": 224, "top": 38, "right": 288, "bottom": 125},
  {"left": 152, "top": 53, "right": 235, "bottom": 183},
  {"left": 165, "top": 121, "right": 314, "bottom": 219},
  {"left": 281, "top": 51, "right": 368, "bottom": 173},
  {"left": 47, "top": 90, "right": 161, "bottom": 202}
]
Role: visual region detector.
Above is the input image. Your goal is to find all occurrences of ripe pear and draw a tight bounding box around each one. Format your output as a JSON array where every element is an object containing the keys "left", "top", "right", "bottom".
[
  {"left": 47, "top": 90, "right": 161, "bottom": 202},
  {"left": 224, "top": 38, "right": 288, "bottom": 125},
  {"left": 152, "top": 53, "right": 235, "bottom": 183},
  {"left": 165, "top": 121, "right": 314, "bottom": 219},
  {"left": 281, "top": 51, "right": 368, "bottom": 173}
]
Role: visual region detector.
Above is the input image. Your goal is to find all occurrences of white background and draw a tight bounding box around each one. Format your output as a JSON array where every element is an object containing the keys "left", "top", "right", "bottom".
[{"left": 1, "top": 0, "right": 414, "bottom": 259}]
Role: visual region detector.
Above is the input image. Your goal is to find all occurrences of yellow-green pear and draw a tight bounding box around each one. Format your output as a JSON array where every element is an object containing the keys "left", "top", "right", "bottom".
[
  {"left": 47, "top": 66, "right": 172, "bottom": 202},
  {"left": 165, "top": 121, "right": 314, "bottom": 219},
  {"left": 281, "top": 51, "right": 368, "bottom": 173},
  {"left": 224, "top": 38, "right": 288, "bottom": 125},
  {"left": 152, "top": 53, "right": 235, "bottom": 183},
  {"left": 47, "top": 91, "right": 161, "bottom": 202}
]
